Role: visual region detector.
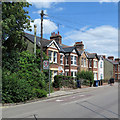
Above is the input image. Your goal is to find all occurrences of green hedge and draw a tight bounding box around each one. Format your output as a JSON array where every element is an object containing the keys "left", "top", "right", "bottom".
[
  {"left": 53, "top": 75, "right": 75, "bottom": 88},
  {"left": 2, "top": 50, "right": 48, "bottom": 103},
  {"left": 76, "top": 70, "right": 94, "bottom": 86}
]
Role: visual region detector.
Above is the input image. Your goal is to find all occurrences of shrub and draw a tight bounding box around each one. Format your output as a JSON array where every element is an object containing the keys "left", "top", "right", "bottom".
[
  {"left": 2, "top": 73, "right": 34, "bottom": 103},
  {"left": 76, "top": 70, "right": 94, "bottom": 86},
  {"left": 2, "top": 50, "right": 48, "bottom": 103},
  {"left": 33, "top": 89, "right": 47, "bottom": 98},
  {"left": 53, "top": 75, "right": 75, "bottom": 88}
]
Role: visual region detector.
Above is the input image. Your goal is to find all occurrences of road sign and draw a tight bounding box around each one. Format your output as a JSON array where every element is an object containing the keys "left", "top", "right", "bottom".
[
  {"left": 58, "top": 66, "right": 63, "bottom": 73},
  {"left": 43, "top": 60, "right": 49, "bottom": 70}
]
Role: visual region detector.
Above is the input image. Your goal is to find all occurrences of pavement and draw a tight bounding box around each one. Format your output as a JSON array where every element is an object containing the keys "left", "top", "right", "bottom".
[{"left": 47, "top": 83, "right": 112, "bottom": 99}]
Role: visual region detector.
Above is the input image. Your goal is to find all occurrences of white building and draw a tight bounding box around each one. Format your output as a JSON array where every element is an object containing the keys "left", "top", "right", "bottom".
[{"left": 98, "top": 55, "right": 104, "bottom": 80}]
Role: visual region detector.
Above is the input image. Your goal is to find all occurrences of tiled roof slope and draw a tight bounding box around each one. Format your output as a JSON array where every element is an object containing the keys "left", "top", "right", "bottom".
[
  {"left": 24, "top": 32, "right": 65, "bottom": 52},
  {"left": 63, "top": 46, "right": 75, "bottom": 53}
]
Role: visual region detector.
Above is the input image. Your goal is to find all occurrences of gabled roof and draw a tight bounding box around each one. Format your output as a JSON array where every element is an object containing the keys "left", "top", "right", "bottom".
[
  {"left": 86, "top": 52, "right": 98, "bottom": 59},
  {"left": 24, "top": 32, "right": 64, "bottom": 52},
  {"left": 24, "top": 32, "right": 49, "bottom": 47},
  {"left": 63, "top": 46, "right": 75, "bottom": 53}
]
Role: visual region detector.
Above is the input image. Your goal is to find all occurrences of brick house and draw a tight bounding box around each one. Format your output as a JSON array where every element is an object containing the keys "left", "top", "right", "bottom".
[
  {"left": 24, "top": 32, "right": 65, "bottom": 82},
  {"left": 87, "top": 53, "right": 99, "bottom": 81},
  {"left": 63, "top": 46, "right": 78, "bottom": 77},
  {"left": 74, "top": 42, "right": 88, "bottom": 72}
]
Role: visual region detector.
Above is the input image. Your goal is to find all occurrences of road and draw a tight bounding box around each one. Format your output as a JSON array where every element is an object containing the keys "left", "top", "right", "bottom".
[{"left": 2, "top": 83, "right": 118, "bottom": 119}]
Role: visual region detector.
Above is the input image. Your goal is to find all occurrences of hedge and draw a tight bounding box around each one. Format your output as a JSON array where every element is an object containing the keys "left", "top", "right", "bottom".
[
  {"left": 76, "top": 70, "right": 94, "bottom": 86},
  {"left": 53, "top": 75, "right": 75, "bottom": 88}
]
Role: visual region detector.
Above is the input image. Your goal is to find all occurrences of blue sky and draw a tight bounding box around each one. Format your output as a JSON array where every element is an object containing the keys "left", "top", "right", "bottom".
[{"left": 25, "top": 1, "right": 118, "bottom": 58}]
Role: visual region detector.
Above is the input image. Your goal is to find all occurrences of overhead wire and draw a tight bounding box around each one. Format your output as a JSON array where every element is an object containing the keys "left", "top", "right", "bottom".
[{"left": 46, "top": 15, "right": 110, "bottom": 39}]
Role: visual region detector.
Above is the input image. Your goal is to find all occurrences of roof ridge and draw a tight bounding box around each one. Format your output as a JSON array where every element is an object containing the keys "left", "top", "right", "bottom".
[{"left": 25, "top": 32, "right": 50, "bottom": 41}]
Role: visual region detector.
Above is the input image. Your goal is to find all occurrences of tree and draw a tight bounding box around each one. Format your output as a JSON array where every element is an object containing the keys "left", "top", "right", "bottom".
[{"left": 2, "top": 2, "right": 32, "bottom": 52}]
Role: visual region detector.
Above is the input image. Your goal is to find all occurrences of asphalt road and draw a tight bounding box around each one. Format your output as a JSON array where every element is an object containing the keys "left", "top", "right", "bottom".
[{"left": 2, "top": 83, "right": 119, "bottom": 119}]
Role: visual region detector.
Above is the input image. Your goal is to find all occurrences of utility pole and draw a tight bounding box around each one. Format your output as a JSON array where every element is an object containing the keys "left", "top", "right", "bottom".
[
  {"left": 40, "top": 10, "right": 44, "bottom": 72},
  {"left": 34, "top": 25, "right": 37, "bottom": 56}
]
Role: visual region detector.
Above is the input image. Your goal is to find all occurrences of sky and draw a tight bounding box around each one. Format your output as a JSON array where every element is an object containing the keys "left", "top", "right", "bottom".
[{"left": 25, "top": 1, "right": 118, "bottom": 58}]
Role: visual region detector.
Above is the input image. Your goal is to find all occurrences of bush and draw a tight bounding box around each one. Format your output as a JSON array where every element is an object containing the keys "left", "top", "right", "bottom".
[
  {"left": 33, "top": 89, "right": 47, "bottom": 98},
  {"left": 2, "top": 50, "right": 48, "bottom": 103},
  {"left": 53, "top": 75, "right": 75, "bottom": 88},
  {"left": 2, "top": 73, "right": 35, "bottom": 103},
  {"left": 76, "top": 70, "right": 94, "bottom": 86}
]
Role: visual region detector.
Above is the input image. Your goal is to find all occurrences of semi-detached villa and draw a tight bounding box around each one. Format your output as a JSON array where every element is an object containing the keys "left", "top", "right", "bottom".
[{"left": 23, "top": 32, "right": 105, "bottom": 83}]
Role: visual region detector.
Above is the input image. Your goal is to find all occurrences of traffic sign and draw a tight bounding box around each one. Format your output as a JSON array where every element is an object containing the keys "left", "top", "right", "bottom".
[{"left": 43, "top": 60, "right": 49, "bottom": 70}]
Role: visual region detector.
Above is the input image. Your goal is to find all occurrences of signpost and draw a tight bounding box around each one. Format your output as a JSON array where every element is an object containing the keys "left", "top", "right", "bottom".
[{"left": 43, "top": 60, "right": 51, "bottom": 96}]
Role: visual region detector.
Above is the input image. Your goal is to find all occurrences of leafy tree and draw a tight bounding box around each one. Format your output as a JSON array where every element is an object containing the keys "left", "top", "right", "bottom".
[{"left": 2, "top": 2, "right": 32, "bottom": 52}]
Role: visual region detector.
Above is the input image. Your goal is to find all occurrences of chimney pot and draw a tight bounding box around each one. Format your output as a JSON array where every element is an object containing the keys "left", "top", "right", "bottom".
[{"left": 108, "top": 56, "right": 114, "bottom": 61}]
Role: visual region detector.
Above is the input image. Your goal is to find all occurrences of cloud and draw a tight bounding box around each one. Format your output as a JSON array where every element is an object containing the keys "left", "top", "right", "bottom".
[
  {"left": 27, "top": 0, "right": 65, "bottom": 8},
  {"left": 99, "top": 0, "right": 119, "bottom": 2},
  {"left": 33, "top": 10, "right": 48, "bottom": 14},
  {"left": 56, "top": 7, "right": 64, "bottom": 11},
  {"left": 29, "top": 18, "right": 58, "bottom": 35},
  {"left": 64, "top": 25, "right": 118, "bottom": 57}
]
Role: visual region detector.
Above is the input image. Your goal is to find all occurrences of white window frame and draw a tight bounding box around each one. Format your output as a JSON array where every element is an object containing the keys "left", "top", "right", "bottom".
[
  {"left": 94, "top": 60, "right": 97, "bottom": 68},
  {"left": 53, "top": 52, "right": 57, "bottom": 63},
  {"left": 48, "top": 50, "right": 53, "bottom": 62},
  {"left": 60, "top": 55, "right": 63, "bottom": 65},
  {"left": 81, "top": 57, "right": 84, "bottom": 67},
  {"left": 89, "top": 59, "right": 92, "bottom": 68},
  {"left": 74, "top": 56, "right": 77, "bottom": 65},
  {"left": 100, "top": 61, "right": 102, "bottom": 68},
  {"left": 71, "top": 56, "right": 74, "bottom": 65},
  {"left": 84, "top": 58, "right": 86, "bottom": 67},
  {"left": 66, "top": 55, "right": 69, "bottom": 65}
]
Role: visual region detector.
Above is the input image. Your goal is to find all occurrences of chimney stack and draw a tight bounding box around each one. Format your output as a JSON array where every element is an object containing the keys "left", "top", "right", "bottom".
[
  {"left": 102, "top": 55, "right": 106, "bottom": 59},
  {"left": 115, "top": 58, "right": 120, "bottom": 62},
  {"left": 50, "top": 32, "right": 62, "bottom": 45},
  {"left": 74, "top": 41, "right": 84, "bottom": 50},
  {"left": 108, "top": 56, "right": 114, "bottom": 61}
]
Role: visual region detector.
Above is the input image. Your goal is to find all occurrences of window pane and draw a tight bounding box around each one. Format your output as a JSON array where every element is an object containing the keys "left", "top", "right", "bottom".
[
  {"left": 84, "top": 58, "right": 86, "bottom": 67},
  {"left": 54, "top": 52, "right": 57, "bottom": 63},
  {"left": 81, "top": 58, "right": 83, "bottom": 65},
  {"left": 60, "top": 55, "right": 63, "bottom": 64},
  {"left": 48, "top": 50, "right": 52, "bottom": 61},
  {"left": 71, "top": 72, "right": 73, "bottom": 76},
  {"left": 100, "top": 62, "right": 102, "bottom": 68},
  {"left": 66, "top": 56, "right": 68, "bottom": 64},
  {"left": 71, "top": 56, "right": 73, "bottom": 64},
  {"left": 74, "top": 56, "right": 77, "bottom": 65}
]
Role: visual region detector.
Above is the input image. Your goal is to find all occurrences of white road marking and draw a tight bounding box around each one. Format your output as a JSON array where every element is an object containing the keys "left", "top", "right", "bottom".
[{"left": 56, "top": 100, "right": 64, "bottom": 102}]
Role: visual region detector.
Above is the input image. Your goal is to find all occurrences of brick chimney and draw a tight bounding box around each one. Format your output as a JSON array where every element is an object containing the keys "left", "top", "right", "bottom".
[
  {"left": 74, "top": 41, "right": 84, "bottom": 50},
  {"left": 108, "top": 56, "right": 114, "bottom": 61},
  {"left": 102, "top": 55, "right": 106, "bottom": 59},
  {"left": 50, "top": 32, "right": 62, "bottom": 44}
]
